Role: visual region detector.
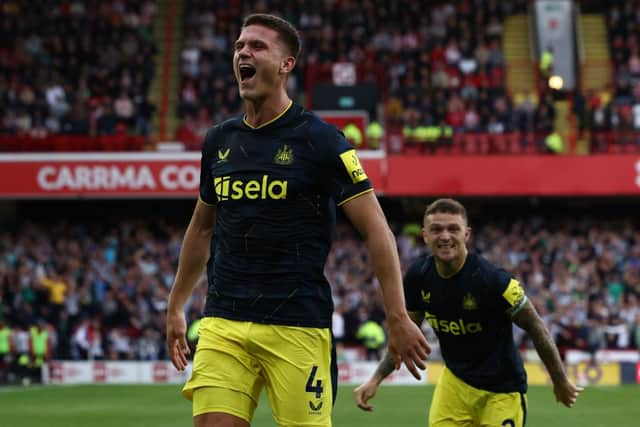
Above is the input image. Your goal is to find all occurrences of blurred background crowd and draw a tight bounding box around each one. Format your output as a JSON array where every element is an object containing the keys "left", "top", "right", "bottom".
[
  {"left": 1, "top": 204, "right": 638, "bottom": 368},
  {"left": 2, "top": 0, "right": 640, "bottom": 153}
]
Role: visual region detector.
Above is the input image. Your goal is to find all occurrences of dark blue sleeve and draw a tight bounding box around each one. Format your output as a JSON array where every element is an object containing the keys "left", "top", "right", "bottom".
[
  {"left": 404, "top": 258, "right": 426, "bottom": 312},
  {"left": 199, "top": 126, "right": 218, "bottom": 205},
  {"left": 313, "top": 120, "right": 373, "bottom": 205}
]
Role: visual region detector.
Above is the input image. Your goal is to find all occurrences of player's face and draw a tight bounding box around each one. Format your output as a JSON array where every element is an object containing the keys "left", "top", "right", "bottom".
[
  {"left": 423, "top": 212, "right": 470, "bottom": 263},
  {"left": 233, "top": 25, "right": 294, "bottom": 101}
]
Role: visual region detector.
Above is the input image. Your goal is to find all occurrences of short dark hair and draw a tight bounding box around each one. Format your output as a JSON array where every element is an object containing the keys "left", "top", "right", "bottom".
[
  {"left": 243, "top": 13, "right": 301, "bottom": 60},
  {"left": 424, "top": 198, "right": 468, "bottom": 224}
]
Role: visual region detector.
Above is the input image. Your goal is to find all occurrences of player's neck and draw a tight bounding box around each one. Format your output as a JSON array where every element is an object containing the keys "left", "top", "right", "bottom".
[
  {"left": 435, "top": 250, "right": 468, "bottom": 279},
  {"left": 243, "top": 93, "right": 292, "bottom": 128}
]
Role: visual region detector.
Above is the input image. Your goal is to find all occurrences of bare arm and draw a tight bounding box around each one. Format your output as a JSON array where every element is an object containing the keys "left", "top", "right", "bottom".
[
  {"left": 166, "top": 199, "right": 216, "bottom": 370},
  {"left": 513, "top": 300, "right": 582, "bottom": 407},
  {"left": 342, "top": 192, "right": 406, "bottom": 322},
  {"left": 371, "top": 311, "right": 425, "bottom": 385},
  {"left": 354, "top": 311, "right": 424, "bottom": 411},
  {"left": 342, "top": 191, "right": 430, "bottom": 378}
]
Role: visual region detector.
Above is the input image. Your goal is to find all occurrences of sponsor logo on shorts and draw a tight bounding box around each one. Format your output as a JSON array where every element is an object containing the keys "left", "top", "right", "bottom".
[{"left": 309, "top": 401, "right": 323, "bottom": 412}]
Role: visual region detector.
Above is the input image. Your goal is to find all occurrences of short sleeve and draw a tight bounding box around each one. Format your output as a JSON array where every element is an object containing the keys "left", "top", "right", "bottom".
[
  {"left": 318, "top": 123, "right": 373, "bottom": 205},
  {"left": 199, "top": 127, "right": 217, "bottom": 205},
  {"left": 491, "top": 268, "right": 528, "bottom": 316},
  {"left": 404, "top": 258, "right": 426, "bottom": 312}
]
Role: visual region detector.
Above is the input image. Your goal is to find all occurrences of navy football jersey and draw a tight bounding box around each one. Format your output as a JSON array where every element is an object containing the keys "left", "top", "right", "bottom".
[
  {"left": 199, "top": 102, "right": 372, "bottom": 328},
  {"left": 404, "top": 252, "right": 528, "bottom": 393}
]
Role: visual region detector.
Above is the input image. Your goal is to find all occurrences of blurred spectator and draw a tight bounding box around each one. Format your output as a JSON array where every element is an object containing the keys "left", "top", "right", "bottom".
[
  {"left": 633, "top": 312, "right": 640, "bottom": 347},
  {"left": 96, "top": 102, "right": 118, "bottom": 136},
  {"left": 356, "top": 317, "right": 386, "bottom": 361},
  {"left": 28, "top": 319, "right": 51, "bottom": 371},
  {"left": 0, "top": 320, "right": 12, "bottom": 383},
  {"left": 36, "top": 265, "right": 67, "bottom": 324}
]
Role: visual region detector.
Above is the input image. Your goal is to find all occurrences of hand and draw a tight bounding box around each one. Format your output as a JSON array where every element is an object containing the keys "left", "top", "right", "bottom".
[
  {"left": 354, "top": 380, "right": 379, "bottom": 412},
  {"left": 553, "top": 378, "right": 583, "bottom": 408},
  {"left": 386, "top": 315, "right": 430, "bottom": 380},
  {"left": 166, "top": 309, "right": 190, "bottom": 371}
]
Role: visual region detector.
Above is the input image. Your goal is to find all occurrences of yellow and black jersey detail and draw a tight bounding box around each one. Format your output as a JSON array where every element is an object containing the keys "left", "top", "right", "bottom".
[
  {"left": 197, "top": 103, "right": 373, "bottom": 328},
  {"left": 404, "top": 252, "right": 528, "bottom": 394},
  {"left": 242, "top": 100, "right": 293, "bottom": 129},
  {"left": 336, "top": 188, "right": 374, "bottom": 206}
]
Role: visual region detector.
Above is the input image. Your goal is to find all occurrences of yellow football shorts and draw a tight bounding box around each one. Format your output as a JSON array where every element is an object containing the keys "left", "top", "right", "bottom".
[
  {"left": 183, "top": 317, "right": 333, "bottom": 426},
  {"left": 429, "top": 367, "right": 527, "bottom": 427}
]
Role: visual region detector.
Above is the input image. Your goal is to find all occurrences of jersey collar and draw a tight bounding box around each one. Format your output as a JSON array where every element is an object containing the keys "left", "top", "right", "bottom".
[
  {"left": 242, "top": 100, "right": 293, "bottom": 130},
  {"left": 436, "top": 253, "right": 468, "bottom": 279}
]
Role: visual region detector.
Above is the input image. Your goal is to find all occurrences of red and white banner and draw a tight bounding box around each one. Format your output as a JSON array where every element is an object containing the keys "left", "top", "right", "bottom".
[
  {"left": 42, "top": 360, "right": 423, "bottom": 385},
  {"left": 43, "top": 361, "right": 192, "bottom": 384},
  {"left": 0, "top": 153, "right": 638, "bottom": 197},
  {"left": 0, "top": 153, "right": 384, "bottom": 198},
  {"left": 42, "top": 360, "right": 625, "bottom": 386},
  {"left": 384, "top": 155, "right": 640, "bottom": 196},
  {"left": 338, "top": 361, "right": 427, "bottom": 385},
  {"left": 0, "top": 153, "right": 201, "bottom": 198}
]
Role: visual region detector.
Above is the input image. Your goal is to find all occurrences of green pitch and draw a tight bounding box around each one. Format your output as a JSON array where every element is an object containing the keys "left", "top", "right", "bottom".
[{"left": 1, "top": 384, "right": 637, "bottom": 427}]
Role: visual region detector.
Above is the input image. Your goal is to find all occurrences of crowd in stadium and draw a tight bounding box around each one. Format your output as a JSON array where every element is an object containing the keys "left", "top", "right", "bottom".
[
  {"left": 1, "top": 0, "right": 639, "bottom": 153},
  {"left": 177, "top": 0, "right": 559, "bottom": 152},
  {"left": 0, "top": 0, "right": 158, "bottom": 139},
  {"left": 585, "top": 0, "right": 640, "bottom": 150},
  {"left": 0, "top": 212, "right": 638, "bottom": 366}
]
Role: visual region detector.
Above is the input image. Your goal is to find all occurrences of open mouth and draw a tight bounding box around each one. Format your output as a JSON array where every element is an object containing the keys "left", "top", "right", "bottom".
[{"left": 239, "top": 64, "right": 256, "bottom": 81}]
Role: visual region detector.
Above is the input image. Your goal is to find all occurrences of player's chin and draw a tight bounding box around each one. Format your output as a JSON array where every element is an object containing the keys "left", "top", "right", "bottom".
[{"left": 238, "top": 87, "right": 260, "bottom": 101}]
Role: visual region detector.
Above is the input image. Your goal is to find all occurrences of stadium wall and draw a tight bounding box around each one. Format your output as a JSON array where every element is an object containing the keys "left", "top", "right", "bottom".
[
  {"left": 0, "top": 153, "right": 639, "bottom": 198},
  {"left": 42, "top": 360, "right": 638, "bottom": 386}
]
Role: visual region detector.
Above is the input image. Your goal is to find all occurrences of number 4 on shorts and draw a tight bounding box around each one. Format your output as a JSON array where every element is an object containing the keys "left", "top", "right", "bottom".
[{"left": 305, "top": 365, "right": 323, "bottom": 399}]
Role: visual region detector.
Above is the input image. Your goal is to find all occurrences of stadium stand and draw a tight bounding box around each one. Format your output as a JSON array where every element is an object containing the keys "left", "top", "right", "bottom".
[
  {"left": 176, "top": 0, "right": 557, "bottom": 153},
  {"left": 586, "top": 0, "right": 640, "bottom": 153},
  {"left": 0, "top": 0, "right": 158, "bottom": 150},
  {"left": 1, "top": 0, "right": 638, "bottom": 155}
]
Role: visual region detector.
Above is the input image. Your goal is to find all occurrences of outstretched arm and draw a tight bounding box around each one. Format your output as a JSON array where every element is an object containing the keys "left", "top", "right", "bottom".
[
  {"left": 343, "top": 192, "right": 430, "bottom": 379},
  {"left": 354, "top": 311, "right": 425, "bottom": 411},
  {"left": 513, "top": 300, "right": 583, "bottom": 407},
  {"left": 166, "top": 199, "right": 216, "bottom": 371}
]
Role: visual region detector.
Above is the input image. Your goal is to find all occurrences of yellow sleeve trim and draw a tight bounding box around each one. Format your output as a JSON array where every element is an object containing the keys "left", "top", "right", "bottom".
[
  {"left": 198, "top": 196, "right": 215, "bottom": 206},
  {"left": 337, "top": 188, "right": 374, "bottom": 206}
]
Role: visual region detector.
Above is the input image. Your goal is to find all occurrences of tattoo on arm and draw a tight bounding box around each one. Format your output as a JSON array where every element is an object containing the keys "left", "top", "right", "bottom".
[
  {"left": 513, "top": 301, "right": 567, "bottom": 385},
  {"left": 373, "top": 311, "right": 424, "bottom": 384},
  {"left": 374, "top": 351, "right": 396, "bottom": 383}
]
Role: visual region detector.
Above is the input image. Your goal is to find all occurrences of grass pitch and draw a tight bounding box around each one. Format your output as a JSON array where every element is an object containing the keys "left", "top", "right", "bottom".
[{"left": 0, "top": 384, "right": 637, "bottom": 426}]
